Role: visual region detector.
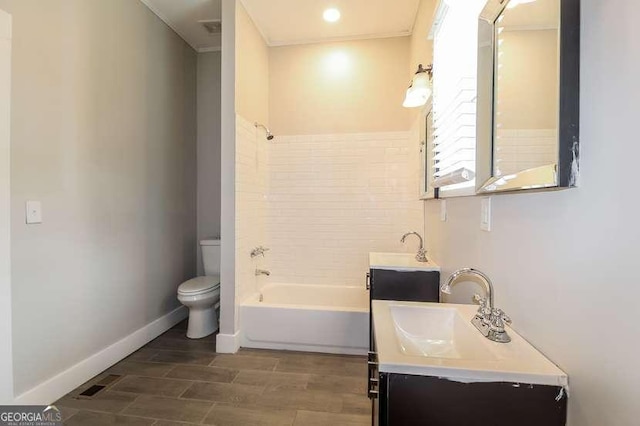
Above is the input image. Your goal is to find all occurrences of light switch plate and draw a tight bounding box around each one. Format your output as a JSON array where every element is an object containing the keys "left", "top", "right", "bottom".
[
  {"left": 25, "top": 201, "right": 42, "bottom": 224},
  {"left": 480, "top": 197, "right": 491, "bottom": 232},
  {"left": 440, "top": 200, "right": 447, "bottom": 222}
]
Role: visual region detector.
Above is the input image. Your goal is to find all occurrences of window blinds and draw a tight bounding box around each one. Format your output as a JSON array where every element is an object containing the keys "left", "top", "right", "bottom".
[{"left": 431, "top": 0, "right": 485, "bottom": 191}]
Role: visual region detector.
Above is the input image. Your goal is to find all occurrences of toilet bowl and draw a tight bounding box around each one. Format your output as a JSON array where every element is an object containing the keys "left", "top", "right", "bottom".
[
  {"left": 177, "top": 239, "right": 221, "bottom": 339},
  {"left": 178, "top": 276, "right": 220, "bottom": 339}
]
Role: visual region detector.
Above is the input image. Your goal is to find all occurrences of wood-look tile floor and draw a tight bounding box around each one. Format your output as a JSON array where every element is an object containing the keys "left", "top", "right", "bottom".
[{"left": 56, "top": 321, "right": 371, "bottom": 425}]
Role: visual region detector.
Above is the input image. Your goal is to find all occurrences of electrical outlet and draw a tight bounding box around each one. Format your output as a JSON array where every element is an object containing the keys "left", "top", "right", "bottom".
[{"left": 480, "top": 197, "right": 491, "bottom": 231}]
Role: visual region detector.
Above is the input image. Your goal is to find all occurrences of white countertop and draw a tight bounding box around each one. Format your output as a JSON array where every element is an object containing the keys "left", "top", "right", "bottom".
[
  {"left": 372, "top": 300, "right": 568, "bottom": 387},
  {"left": 369, "top": 252, "right": 440, "bottom": 272}
]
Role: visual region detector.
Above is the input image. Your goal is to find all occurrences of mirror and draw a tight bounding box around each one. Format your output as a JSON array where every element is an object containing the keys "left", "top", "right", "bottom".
[{"left": 476, "top": 0, "right": 580, "bottom": 193}]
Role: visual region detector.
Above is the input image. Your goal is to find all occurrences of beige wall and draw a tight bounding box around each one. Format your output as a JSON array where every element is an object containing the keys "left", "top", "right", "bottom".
[
  {"left": 410, "top": 0, "right": 436, "bottom": 77},
  {"left": 269, "top": 37, "right": 412, "bottom": 135},
  {"left": 424, "top": 0, "right": 640, "bottom": 424},
  {"left": 0, "top": 0, "right": 197, "bottom": 397},
  {"left": 235, "top": 2, "right": 268, "bottom": 126},
  {"left": 408, "top": 0, "right": 436, "bottom": 124},
  {"left": 197, "top": 51, "right": 222, "bottom": 275}
]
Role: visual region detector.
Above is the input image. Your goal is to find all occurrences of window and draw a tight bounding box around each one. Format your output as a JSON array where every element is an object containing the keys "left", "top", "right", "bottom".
[{"left": 429, "top": 0, "right": 485, "bottom": 197}]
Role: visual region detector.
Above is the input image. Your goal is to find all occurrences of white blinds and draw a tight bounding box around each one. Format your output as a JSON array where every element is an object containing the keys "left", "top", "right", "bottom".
[{"left": 431, "top": 0, "right": 485, "bottom": 191}]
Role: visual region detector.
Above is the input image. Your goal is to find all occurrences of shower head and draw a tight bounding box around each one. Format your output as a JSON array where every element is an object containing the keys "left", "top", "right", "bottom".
[{"left": 254, "top": 122, "right": 274, "bottom": 141}]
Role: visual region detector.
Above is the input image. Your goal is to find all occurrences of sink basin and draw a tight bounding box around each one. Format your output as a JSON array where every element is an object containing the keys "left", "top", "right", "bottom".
[
  {"left": 390, "top": 304, "right": 496, "bottom": 360},
  {"left": 372, "top": 300, "right": 568, "bottom": 387}
]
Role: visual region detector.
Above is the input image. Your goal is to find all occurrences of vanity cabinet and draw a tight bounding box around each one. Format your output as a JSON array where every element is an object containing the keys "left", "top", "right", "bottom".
[
  {"left": 369, "top": 300, "right": 569, "bottom": 426},
  {"left": 370, "top": 370, "right": 567, "bottom": 426}
]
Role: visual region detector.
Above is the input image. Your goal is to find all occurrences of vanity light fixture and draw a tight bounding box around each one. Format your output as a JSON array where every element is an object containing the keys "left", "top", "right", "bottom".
[
  {"left": 323, "top": 8, "right": 341, "bottom": 23},
  {"left": 403, "top": 64, "right": 433, "bottom": 108}
]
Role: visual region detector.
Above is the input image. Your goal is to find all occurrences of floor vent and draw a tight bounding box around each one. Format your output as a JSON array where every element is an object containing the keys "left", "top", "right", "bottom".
[
  {"left": 76, "top": 375, "right": 122, "bottom": 398},
  {"left": 78, "top": 384, "right": 106, "bottom": 398}
]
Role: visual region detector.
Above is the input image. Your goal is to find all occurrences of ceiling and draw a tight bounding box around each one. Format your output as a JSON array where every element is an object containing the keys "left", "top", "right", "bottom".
[
  {"left": 140, "top": 0, "right": 421, "bottom": 51},
  {"left": 140, "top": 0, "right": 222, "bottom": 52},
  {"left": 241, "top": 0, "right": 421, "bottom": 46}
]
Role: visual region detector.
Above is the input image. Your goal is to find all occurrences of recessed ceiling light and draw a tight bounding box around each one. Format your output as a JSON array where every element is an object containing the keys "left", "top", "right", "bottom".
[{"left": 323, "top": 8, "right": 341, "bottom": 23}]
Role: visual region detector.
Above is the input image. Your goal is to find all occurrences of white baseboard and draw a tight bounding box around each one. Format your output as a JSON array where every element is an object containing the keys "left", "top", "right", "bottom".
[
  {"left": 13, "top": 306, "right": 188, "bottom": 405},
  {"left": 216, "top": 330, "right": 240, "bottom": 353}
]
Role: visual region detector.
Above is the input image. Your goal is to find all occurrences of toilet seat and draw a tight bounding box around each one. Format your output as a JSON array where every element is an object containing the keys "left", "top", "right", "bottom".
[{"left": 178, "top": 276, "right": 220, "bottom": 296}]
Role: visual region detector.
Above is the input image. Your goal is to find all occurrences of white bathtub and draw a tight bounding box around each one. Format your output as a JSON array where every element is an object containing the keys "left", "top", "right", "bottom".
[{"left": 240, "top": 283, "right": 369, "bottom": 355}]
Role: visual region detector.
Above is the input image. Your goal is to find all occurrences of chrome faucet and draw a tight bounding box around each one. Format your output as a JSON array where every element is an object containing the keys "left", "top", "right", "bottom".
[
  {"left": 441, "top": 268, "right": 512, "bottom": 343},
  {"left": 255, "top": 269, "right": 271, "bottom": 276},
  {"left": 442, "top": 268, "right": 494, "bottom": 307},
  {"left": 250, "top": 246, "right": 270, "bottom": 258},
  {"left": 400, "top": 231, "right": 428, "bottom": 262}
]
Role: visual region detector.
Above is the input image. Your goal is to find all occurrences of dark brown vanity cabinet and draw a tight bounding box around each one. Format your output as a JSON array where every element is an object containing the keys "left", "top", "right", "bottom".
[
  {"left": 367, "top": 268, "right": 440, "bottom": 351},
  {"left": 368, "top": 269, "right": 440, "bottom": 303},
  {"left": 370, "top": 370, "right": 567, "bottom": 426},
  {"left": 366, "top": 268, "right": 567, "bottom": 426}
]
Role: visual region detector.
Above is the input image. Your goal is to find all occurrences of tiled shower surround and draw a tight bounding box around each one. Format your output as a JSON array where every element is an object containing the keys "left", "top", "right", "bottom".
[
  {"left": 236, "top": 115, "right": 424, "bottom": 299},
  {"left": 236, "top": 115, "right": 268, "bottom": 304},
  {"left": 266, "top": 132, "right": 423, "bottom": 286}
]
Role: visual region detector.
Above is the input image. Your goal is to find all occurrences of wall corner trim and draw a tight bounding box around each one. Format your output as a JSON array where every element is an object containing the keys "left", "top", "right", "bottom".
[
  {"left": 216, "top": 330, "right": 241, "bottom": 354},
  {"left": 13, "top": 306, "right": 188, "bottom": 405}
]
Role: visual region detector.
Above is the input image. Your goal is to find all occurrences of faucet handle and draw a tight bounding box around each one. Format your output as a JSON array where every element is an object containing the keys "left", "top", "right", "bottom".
[
  {"left": 415, "top": 248, "right": 428, "bottom": 263},
  {"left": 250, "top": 246, "right": 270, "bottom": 258},
  {"left": 491, "top": 308, "right": 511, "bottom": 323},
  {"left": 490, "top": 308, "right": 512, "bottom": 332},
  {"left": 473, "top": 294, "right": 492, "bottom": 316}
]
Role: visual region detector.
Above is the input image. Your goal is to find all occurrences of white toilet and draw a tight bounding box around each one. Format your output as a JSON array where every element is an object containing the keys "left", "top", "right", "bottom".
[{"left": 177, "top": 239, "right": 221, "bottom": 339}]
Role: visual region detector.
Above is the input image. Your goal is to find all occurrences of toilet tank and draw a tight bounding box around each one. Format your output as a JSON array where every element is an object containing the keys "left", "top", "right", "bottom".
[{"left": 200, "top": 239, "right": 221, "bottom": 276}]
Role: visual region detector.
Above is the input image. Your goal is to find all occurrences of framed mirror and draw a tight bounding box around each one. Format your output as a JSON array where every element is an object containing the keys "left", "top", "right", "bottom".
[{"left": 476, "top": 0, "right": 580, "bottom": 193}]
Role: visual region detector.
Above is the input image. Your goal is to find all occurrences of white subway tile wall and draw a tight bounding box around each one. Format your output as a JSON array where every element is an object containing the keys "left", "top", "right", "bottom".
[
  {"left": 494, "top": 129, "right": 558, "bottom": 176},
  {"left": 235, "top": 115, "right": 268, "bottom": 304},
  {"left": 265, "top": 131, "right": 423, "bottom": 287}
]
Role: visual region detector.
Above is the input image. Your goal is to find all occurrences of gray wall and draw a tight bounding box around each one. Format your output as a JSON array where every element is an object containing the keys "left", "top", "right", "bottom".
[
  {"left": 196, "top": 51, "right": 221, "bottom": 275},
  {"left": 424, "top": 1, "right": 640, "bottom": 425},
  {"left": 0, "top": 0, "right": 197, "bottom": 396}
]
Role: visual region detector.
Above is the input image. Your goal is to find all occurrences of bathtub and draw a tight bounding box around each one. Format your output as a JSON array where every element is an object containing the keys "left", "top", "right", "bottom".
[{"left": 241, "top": 283, "right": 369, "bottom": 355}]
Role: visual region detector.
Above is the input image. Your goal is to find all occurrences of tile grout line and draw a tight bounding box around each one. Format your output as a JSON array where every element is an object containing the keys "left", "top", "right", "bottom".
[
  {"left": 198, "top": 401, "right": 218, "bottom": 425},
  {"left": 291, "top": 409, "right": 301, "bottom": 426},
  {"left": 118, "top": 394, "right": 141, "bottom": 415}
]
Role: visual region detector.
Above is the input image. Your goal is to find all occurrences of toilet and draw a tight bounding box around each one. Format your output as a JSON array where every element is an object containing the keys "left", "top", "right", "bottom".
[{"left": 177, "top": 239, "right": 221, "bottom": 339}]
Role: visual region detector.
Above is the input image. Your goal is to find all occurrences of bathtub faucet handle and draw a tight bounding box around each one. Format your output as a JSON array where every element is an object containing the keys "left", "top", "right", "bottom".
[{"left": 250, "top": 246, "right": 270, "bottom": 258}]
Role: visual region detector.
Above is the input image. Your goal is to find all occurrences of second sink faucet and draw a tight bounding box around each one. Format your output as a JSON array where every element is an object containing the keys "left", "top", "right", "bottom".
[{"left": 400, "top": 231, "right": 428, "bottom": 262}]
